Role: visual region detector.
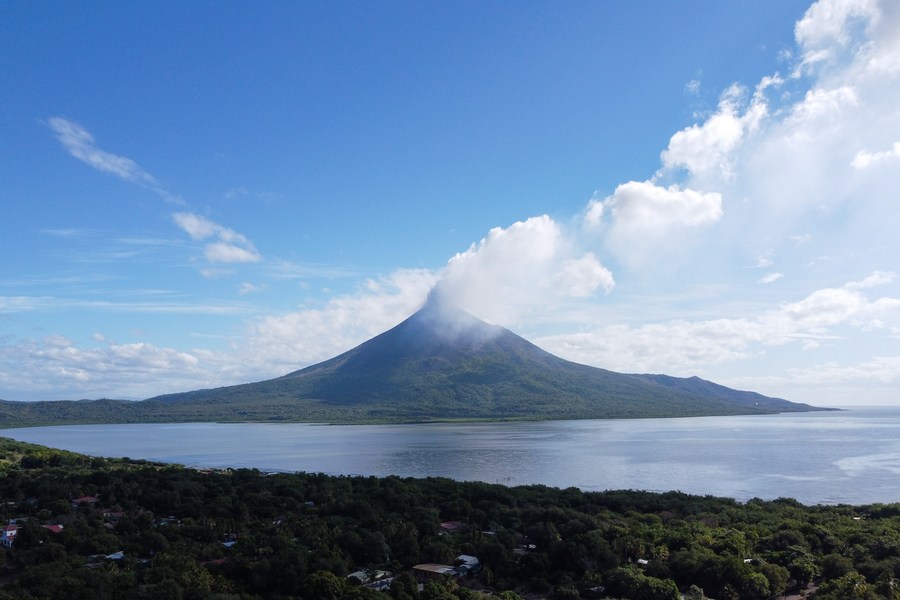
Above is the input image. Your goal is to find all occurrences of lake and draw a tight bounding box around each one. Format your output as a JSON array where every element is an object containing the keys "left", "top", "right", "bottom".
[{"left": 3, "top": 407, "right": 900, "bottom": 505}]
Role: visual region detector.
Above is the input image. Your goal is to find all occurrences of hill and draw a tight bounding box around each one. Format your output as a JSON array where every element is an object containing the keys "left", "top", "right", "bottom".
[{"left": 0, "top": 300, "right": 825, "bottom": 427}]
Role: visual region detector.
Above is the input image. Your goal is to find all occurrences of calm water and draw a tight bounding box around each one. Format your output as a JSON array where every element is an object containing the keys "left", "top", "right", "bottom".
[{"left": 3, "top": 408, "right": 900, "bottom": 505}]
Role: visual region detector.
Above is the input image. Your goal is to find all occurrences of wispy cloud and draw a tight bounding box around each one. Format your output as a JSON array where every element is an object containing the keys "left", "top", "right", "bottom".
[
  {"left": 40, "top": 228, "right": 94, "bottom": 239},
  {"left": 264, "top": 258, "right": 359, "bottom": 281},
  {"left": 0, "top": 295, "right": 255, "bottom": 315},
  {"left": 239, "top": 282, "right": 265, "bottom": 294},
  {"left": 172, "top": 212, "right": 262, "bottom": 264},
  {"left": 48, "top": 118, "right": 263, "bottom": 271},
  {"left": 224, "top": 187, "right": 276, "bottom": 201},
  {"left": 48, "top": 117, "right": 158, "bottom": 185}
]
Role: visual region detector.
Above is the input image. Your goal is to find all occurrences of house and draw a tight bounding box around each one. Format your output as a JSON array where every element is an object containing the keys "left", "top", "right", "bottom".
[
  {"left": 439, "top": 521, "right": 466, "bottom": 534},
  {"left": 72, "top": 495, "right": 100, "bottom": 508},
  {"left": 455, "top": 555, "right": 481, "bottom": 576},
  {"left": 413, "top": 556, "right": 481, "bottom": 584},
  {"left": 43, "top": 524, "right": 64, "bottom": 534},
  {"left": 346, "top": 570, "right": 393, "bottom": 591},
  {"left": 413, "top": 563, "right": 458, "bottom": 583},
  {"left": 0, "top": 525, "right": 19, "bottom": 548}
]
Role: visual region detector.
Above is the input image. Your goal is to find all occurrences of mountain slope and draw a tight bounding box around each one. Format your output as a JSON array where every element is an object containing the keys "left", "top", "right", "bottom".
[
  {"left": 0, "top": 301, "right": 826, "bottom": 427},
  {"left": 143, "top": 300, "right": 822, "bottom": 422}
]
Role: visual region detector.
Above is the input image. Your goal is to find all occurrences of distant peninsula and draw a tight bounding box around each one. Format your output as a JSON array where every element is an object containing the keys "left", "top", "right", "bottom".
[{"left": 0, "top": 300, "right": 828, "bottom": 428}]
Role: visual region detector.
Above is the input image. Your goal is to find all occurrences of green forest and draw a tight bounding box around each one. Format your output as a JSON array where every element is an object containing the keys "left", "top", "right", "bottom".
[{"left": 0, "top": 437, "right": 898, "bottom": 599}]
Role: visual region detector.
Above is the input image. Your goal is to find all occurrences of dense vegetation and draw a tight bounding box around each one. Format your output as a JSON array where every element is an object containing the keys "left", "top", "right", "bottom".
[{"left": 0, "top": 438, "right": 898, "bottom": 599}]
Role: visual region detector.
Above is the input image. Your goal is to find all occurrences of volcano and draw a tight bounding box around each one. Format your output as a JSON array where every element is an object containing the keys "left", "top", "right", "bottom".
[
  {"left": 141, "top": 300, "right": 821, "bottom": 422},
  {"left": 0, "top": 300, "right": 824, "bottom": 427}
]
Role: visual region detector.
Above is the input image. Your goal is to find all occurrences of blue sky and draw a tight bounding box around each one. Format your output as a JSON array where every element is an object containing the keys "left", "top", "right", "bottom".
[{"left": 2, "top": 0, "right": 898, "bottom": 407}]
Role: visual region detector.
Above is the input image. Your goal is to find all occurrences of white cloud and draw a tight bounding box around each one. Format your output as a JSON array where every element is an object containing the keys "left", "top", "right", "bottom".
[
  {"left": 633, "top": 0, "right": 900, "bottom": 288},
  {"left": 590, "top": 181, "right": 722, "bottom": 270},
  {"left": 172, "top": 212, "right": 221, "bottom": 240},
  {"left": 753, "top": 251, "right": 774, "bottom": 268},
  {"left": 724, "top": 353, "right": 900, "bottom": 405},
  {"left": 0, "top": 335, "right": 210, "bottom": 400},
  {"left": 239, "top": 282, "right": 264, "bottom": 294},
  {"left": 852, "top": 141, "right": 900, "bottom": 168},
  {"left": 785, "top": 86, "right": 859, "bottom": 134},
  {"left": 0, "top": 295, "right": 251, "bottom": 315},
  {"left": 47, "top": 118, "right": 261, "bottom": 270},
  {"left": 786, "top": 355, "right": 900, "bottom": 384},
  {"left": 433, "top": 216, "right": 615, "bottom": 325},
  {"left": 584, "top": 197, "right": 604, "bottom": 227},
  {"left": 47, "top": 117, "right": 160, "bottom": 186},
  {"left": 204, "top": 242, "right": 261, "bottom": 264},
  {"left": 794, "top": 0, "right": 880, "bottom": 70},
  {"left": 601, "top": 181, "right": 723, "bottom": 232},
  {"left": 224, "top": 187, "right": 275, "bottom": 201},
  {"left": 535, "top": 274, "right": 900, "bottom": 375},
  {"left": 0, "top": 269, "right": 433, "bottom": 399},
  {"left": 244, "top": 269, "right": 438, "bottom": 373},
  {"left": 553, "top": 253, "right": 614, "bottom": 298},
  {"left": 846, "top": 270, "right": 895, "bottom": 289},
  {"left": 661, "top": 84, "right": 767, "bottom": 180},
  {"left": 173, "top": 212, "right": 261, "bottom": 264},
  {"left": 22, "top": 0, "right": 900, "bottom": 408}
]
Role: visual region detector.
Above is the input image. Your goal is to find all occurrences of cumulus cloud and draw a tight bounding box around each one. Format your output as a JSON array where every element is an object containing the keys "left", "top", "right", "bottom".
[
  {"left": 759, "top": 273, "right": 784, "bottom": 284},
  {"left": 794, "top": 0, "right": 880, "bottom": 70},
  {"left": 244, "top": 269, "right": 438, "bottom": 373},
  {"left": 553, "top": 253, "right": 615, "bottom": 298},
  {"left": 724, "top": 353, "right": 900, "bottom": 405},
  {"left": 852, "top": 141, "right": 900, "bottom": 168},
  {"left": 625, "top": 0, "right": 900, "bottom": 286},
  {"left": 535, "top": 274, "right": 900, "bottom": 375},
  {"left": 432, "top": 216, "right": 614, "bottom": 325},
  {"left": 587, "top": 181, "right": 722, "bottom": 270},
  {"left": 661, "top": 84, "right": 767, "bottom": 180},
  {"left": 0, "top": 335, "right": 211, "bottom": 400},
  {"left": 786, "top": 86, "right": 859, "bottom": 133},
  {"left": 173, "top": 212, "right": 261, "bottom": 264}
]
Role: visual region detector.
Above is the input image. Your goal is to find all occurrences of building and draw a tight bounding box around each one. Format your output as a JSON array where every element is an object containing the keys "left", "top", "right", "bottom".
[
  {"left": 413, "top": 563, "right": 458, "bottom": 583},
  {"left": 0, "top": 525, "right": 18, "bottom": 548},
  {"left": 413, "top": 555, "right": 481, "bottom": 584}
]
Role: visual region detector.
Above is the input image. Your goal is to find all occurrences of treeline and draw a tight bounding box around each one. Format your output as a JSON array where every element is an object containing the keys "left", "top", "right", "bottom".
[{"left": 0, "top": 438, "right": 898, "bottom": 599}]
